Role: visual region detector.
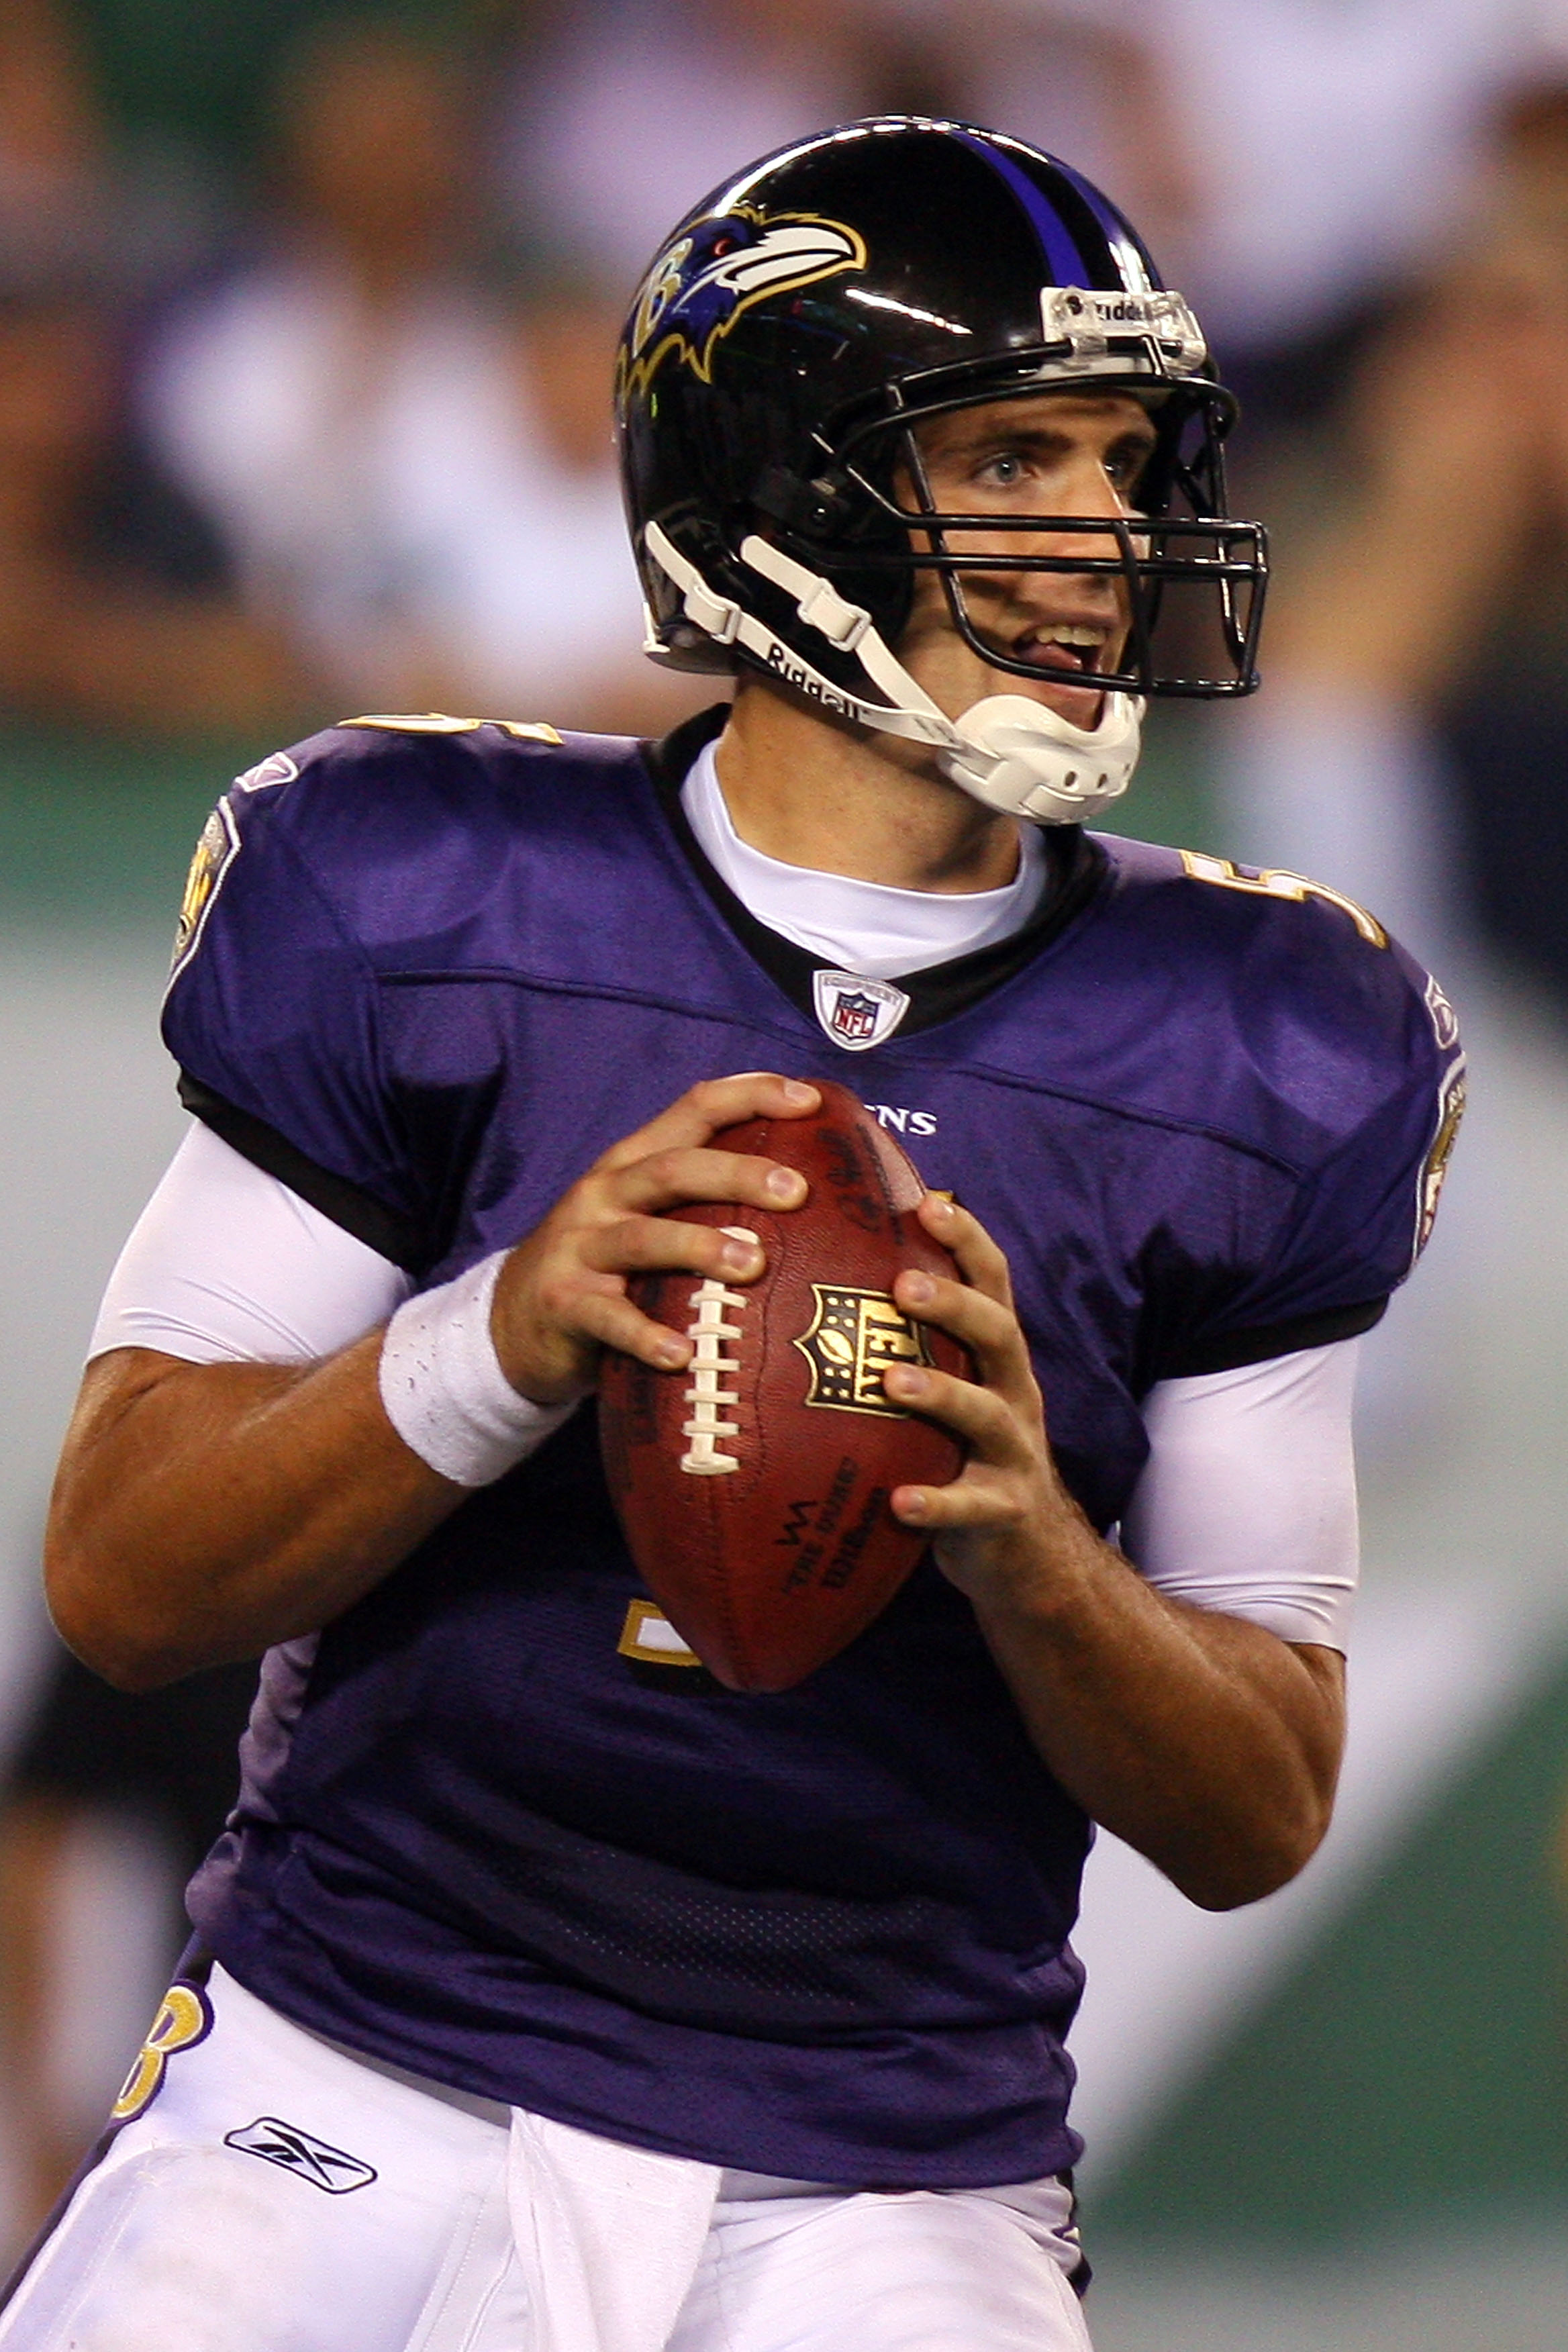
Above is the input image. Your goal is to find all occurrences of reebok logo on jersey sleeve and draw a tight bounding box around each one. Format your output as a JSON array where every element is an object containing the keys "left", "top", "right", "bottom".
[
  {"left": 224, "top": 2116, "right": 378, "bottom": 2194},
  {"left": 1424, "top": 971, "right": 1460, "bottom": 1050},
  {"left": 232, "top": 749, "right": 299, "bottom": 795}
]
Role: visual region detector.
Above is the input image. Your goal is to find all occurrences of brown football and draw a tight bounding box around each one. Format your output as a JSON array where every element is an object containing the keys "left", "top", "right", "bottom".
[{"left": 597, "top": 1081, "right": 970, "bottom": 1693}]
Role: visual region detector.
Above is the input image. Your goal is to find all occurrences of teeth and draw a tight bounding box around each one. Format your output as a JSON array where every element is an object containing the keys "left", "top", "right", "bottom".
[{"left": 1048, "top": 626, "right": 1106, "bottom": 647}]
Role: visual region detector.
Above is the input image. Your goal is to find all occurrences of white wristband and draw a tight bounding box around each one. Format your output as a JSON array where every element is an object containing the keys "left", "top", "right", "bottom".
[{"left": 378, "top": 1251, "right": 575, "bottom": 1487}]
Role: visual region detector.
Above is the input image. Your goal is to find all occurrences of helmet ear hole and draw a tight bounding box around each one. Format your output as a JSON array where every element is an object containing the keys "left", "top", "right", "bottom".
[{"left": 750, "top": 466, "right": 854, "bottom": 536}]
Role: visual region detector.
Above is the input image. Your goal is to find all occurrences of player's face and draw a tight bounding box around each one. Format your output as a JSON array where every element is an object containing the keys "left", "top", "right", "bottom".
[{"left": 895, "top": 392, "right": 1157, "bottom": 729}]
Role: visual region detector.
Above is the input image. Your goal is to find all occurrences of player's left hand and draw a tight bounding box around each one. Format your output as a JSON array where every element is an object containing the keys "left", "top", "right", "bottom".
[{"left": 883, "top": 1195, "right": 1073, "bottom": 1597}]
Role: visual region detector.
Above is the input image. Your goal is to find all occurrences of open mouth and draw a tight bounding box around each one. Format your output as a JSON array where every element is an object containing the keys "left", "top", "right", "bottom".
[{"left": 1014, "top": 622, "right": 1112, "bottom": 676}]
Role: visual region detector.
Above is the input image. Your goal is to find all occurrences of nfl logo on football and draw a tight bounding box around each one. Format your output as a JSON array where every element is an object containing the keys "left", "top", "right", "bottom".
[{"left": 812, "top": 971, "right": 912, "bottom": 1052}]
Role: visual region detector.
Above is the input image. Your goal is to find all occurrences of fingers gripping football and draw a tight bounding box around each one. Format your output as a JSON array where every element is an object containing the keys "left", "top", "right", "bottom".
[
  {"left": 596, "top": 1085, "right": 973, "bottom": 1692},
  {"left": 489, "top": 1075, "right": 819, "bottom": 1406},
  {"left": 886, "top": 1196, "right": 1057, "bottom": 1579}
]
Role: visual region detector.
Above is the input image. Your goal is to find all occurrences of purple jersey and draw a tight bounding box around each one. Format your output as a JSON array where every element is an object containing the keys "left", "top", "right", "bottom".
[{"left": 159, "top": 709, "right": 1461, "bottom": 2186}]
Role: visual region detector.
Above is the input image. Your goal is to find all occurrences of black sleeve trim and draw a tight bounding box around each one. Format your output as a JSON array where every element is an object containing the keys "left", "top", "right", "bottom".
[
  {"left": 177, "top": 1074, "right": 428, "bottom": 1273},
  {"left": 1161, "top": 1295, "right": 1389, "bottom": 1379}
]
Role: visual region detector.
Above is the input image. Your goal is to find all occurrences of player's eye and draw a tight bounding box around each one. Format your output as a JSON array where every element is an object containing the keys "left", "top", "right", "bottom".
[
  {"left": 1106, "top": 442, "right": 1155, "bottom": 491},
  {"left": 977, "top": 451, "right": 1030, "bottom": 488}
]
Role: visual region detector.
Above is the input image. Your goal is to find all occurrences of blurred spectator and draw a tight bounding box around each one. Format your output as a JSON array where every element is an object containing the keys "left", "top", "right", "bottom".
[
  {"left": 140, "top": 13, "right": 705, "bottom": 731},
  {"left": 0, "top": 242, "right": 325, "bottom": 736},
  {"left": 499, "top": 0, "right": 1195, "bottom": 299},
  {"left": 0, "top": 0, "right": 98, "bottom": 219},
  {"left": 1441, "top": 83, "right": 1568, "bottom": 1010},
  {"left": 1135, "top": 0, "right": 1568, "bottom": 365},
  {"left": 64, "top": 0, "right": 479, "bottom": 223},
  {"left": 373, "top": 274, "right": 700, "bottom": 730},
  {"left": 0, "top": 0, "right": 324, "bottom": 736},
  {"left": 1220, "top": 77, "right": 1568, "bottom": 989},
  {"left": 499, "top": 0, "right": 948, "bottom": 298},
  {"left": 3, "top": 0, "right": 246, "bottom": 322},
  {"left": 0, "top": 1645, "right": 258, "bottom": 2242},
  {"left": 1208, "top": 74, "right": 1568, "bottom": 1457}
]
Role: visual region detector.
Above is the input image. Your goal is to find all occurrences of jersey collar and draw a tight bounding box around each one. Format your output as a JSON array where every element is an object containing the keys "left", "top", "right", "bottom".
[{"left": 642, "top": 705, "right": 1107, "bottom": 1044}]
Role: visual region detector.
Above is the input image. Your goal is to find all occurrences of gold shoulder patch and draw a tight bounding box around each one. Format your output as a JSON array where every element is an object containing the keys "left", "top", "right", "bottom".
[
  {"left": 169, "top": 800, "right": 240, "bottom": 978},
  {"left": 1416, "top": 1059, "right": 1466, "bottom": 1259},
  {"left": 338, "top": 714, "right": 562, "bottom": 743}
]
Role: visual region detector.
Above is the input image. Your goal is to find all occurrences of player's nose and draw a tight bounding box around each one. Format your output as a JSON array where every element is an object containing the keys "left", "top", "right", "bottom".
[
  {"left": 1040, "top": 448, "right": 1135, "bottom": 536},
  {"left": 1010, "top": 459, "right": 1136, "bottom": 601}
]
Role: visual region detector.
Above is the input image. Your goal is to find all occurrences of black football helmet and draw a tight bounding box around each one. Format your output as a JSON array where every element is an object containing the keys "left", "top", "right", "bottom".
[{"left": 616, "top": 118, "right": 1267, "bottom": 824}]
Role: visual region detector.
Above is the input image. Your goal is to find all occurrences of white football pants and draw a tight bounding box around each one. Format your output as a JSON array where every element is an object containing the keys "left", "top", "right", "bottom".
[{"left": 0, "top": 1967, "right": 1092, "bottom": 2352}]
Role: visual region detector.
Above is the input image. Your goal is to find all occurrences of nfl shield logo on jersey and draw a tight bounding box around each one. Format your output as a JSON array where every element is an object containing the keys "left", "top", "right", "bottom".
[{"left": 812, "top": 971, "right": 911, "bottom": 1052}]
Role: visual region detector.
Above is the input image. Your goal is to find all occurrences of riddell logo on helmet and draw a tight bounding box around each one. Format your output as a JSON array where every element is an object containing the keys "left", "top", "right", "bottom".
[
  {"left": 1040, "top": 286, "right": 1206, "bottom": 371},
  {"left": 764, "top": 644, "right": 874, "bottom": 723},
  {"left": 1071, "top": 295, "right": 1151, "bottom": 324}
]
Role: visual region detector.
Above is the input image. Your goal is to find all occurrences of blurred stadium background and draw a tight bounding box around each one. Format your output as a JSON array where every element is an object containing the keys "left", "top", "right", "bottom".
[{"left": 1, "top": 3, "right": 1566, "bottom": 2343}]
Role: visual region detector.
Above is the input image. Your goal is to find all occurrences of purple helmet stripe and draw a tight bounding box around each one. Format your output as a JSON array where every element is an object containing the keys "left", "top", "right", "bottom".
[
  {"left": 949, "top": 128, "right": 1087, "bottom": 288},
  {"left": 1047, "top": 156, "right": 1157, "bottom": 295}
]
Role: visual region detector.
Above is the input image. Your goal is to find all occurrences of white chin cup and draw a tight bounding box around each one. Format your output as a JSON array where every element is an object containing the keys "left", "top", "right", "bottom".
[{"left": 938, "top": 692, "right": 1144, "bottom": 826}]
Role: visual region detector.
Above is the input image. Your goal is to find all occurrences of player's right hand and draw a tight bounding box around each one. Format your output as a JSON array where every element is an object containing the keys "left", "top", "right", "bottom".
[{"left": 489, "top": 1073, "right": 819, "bottom": 1406}]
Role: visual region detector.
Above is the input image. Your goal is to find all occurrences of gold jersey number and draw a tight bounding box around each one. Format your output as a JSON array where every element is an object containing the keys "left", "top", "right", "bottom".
[{"left": 1180, "top": 851, "right": 1387, "bottom": 948}]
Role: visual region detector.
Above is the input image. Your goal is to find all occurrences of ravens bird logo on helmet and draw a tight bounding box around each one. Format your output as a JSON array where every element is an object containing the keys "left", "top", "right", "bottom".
[{"left": 622, "top": 209, "right": 867, "bottom": 394}]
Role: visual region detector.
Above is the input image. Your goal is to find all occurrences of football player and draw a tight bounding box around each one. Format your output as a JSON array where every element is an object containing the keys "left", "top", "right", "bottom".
[{"left": 7, "top": 121, "right": 1461, "bottom": 2351}]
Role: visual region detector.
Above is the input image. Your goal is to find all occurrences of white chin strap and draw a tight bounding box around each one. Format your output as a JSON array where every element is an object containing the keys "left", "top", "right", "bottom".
[{"left": 644, "top": 520, "right": 1142, "bottom": 825}]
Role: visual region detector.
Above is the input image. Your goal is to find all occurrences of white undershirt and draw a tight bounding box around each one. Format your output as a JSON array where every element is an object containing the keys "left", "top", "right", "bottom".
[
  {"left": 88, "top": 760, "right": 1362, "bottom": 1653},
  {"left": 681, "top": 741, "right": 1049, "bottom": 977}
]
